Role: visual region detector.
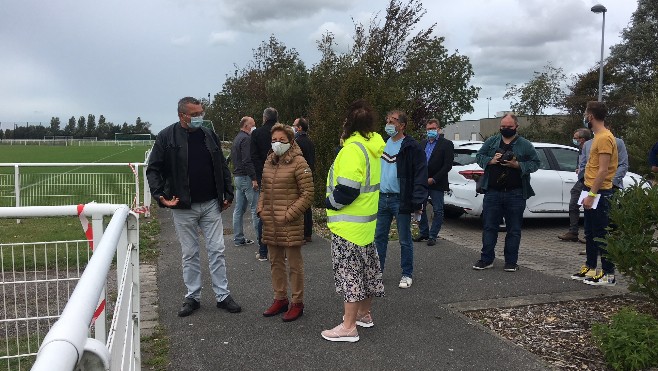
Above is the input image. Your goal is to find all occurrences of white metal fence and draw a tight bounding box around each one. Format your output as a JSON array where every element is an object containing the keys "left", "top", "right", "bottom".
[
  {"left": 0, "top": 163, "right": 151, "bottom": 216},
  {"left": 0, "top": 140, "right": 154, "bottom": 147},
  {"left": 0, "top": 204, "right": 140, "bottom": 370}
]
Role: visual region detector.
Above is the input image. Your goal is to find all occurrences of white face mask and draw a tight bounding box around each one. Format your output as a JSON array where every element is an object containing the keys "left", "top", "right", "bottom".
[
  {"left": 250, "top": 126, "right": 256, "bottom": 133},
  {"left": 271, "top": 141, "right": 291, "bottom": 156},
  {"left": 189, "top": 116, "right": 204, "bottom": 129}
]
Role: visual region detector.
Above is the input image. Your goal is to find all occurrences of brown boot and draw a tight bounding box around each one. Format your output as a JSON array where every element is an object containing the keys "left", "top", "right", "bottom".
[
  {"left": 282, "top": 303, "right": 304, "bottom": 322},
  {"left": 263, "top": 298, "right": 289, "bottom": 317},
  {"left": 558, "top": 232, "right": 579, "bottom": 242}
]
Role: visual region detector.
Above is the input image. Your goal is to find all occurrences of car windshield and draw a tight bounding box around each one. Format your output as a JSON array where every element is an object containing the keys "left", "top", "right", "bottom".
[{"left": 454, "top": 149, "right": 478, "bottom": 166}]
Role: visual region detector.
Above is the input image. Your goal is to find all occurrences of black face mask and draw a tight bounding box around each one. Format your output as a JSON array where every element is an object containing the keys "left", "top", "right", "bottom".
[{"left": 500, "top": 128, "right": 517, "bottom": 138}]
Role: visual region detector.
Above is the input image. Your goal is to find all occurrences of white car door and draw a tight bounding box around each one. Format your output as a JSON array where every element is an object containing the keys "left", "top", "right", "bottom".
[
  {"left": 549, "top": 147, "right": 581, "bottom": 212},
  {"left": 526, "top": 148, "right": 565, "bottom": 213}
]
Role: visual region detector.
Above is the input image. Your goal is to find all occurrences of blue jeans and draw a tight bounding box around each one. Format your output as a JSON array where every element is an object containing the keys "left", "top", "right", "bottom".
[
  {"left": 255, "top": 185, "right": 268, "bottom": 258},
  {"left": 418, "top": 189, "right": 445, "bottom": 239},
  {"left": 171, "top": 199, "right": 230, "bottom": 302},
  {"left": 232, "top": 175, "right": 259, "bottom": 244},
  {"left": 481, "top": 188, "right": 526, "bottom": 265},
  {"left": 584, "top": 188, "right": 615, "bottom": 274},
  {"left": 374, "top": 193, "right": 414, "bottom": 278}
]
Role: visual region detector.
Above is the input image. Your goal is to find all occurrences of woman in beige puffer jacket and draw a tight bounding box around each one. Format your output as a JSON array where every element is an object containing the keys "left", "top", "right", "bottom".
[{"left": 258, "top": 123, "right": 314, "bottom": 322}]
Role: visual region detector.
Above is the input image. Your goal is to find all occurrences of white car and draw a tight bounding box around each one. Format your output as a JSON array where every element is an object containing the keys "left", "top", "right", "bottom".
[{"left": 443, "top": 140, "right": 646, "bottom": 219}]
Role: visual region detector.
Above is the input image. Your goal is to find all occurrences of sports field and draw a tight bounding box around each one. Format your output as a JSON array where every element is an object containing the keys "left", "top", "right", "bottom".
[
  {"left": 0, "top": 144, "right": 153, "bottom": 207},
  {"left": 0, "top": 144, "right": 152, "bottom": 173}
]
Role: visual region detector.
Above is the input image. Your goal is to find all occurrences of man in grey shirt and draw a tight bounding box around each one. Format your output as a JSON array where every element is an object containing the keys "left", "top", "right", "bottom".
[{"left": 231, "top": 116, "right": 259, "bottom": 246}]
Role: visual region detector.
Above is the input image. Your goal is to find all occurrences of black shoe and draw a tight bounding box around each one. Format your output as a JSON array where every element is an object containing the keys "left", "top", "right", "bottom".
[
  {"left": 503, "top": 263, "right": 519, "bottom": 272},
  {"left": 178, "top": 298, "right": 200, "bottom": 317},
  {"left": 217, "top": 295, "right": 242, "bottom": 313},
  {"left": 234, "top": 239, "right": 255, "bottom": 246},
  {"left": 472, "top": 260, "right": 493, "bottom": 270},
  {"left": 413, "top": 235, "right": 429, "bottom": 242},
  {"left": 427, "top": 239, "right": 436, "bottom": 246}
]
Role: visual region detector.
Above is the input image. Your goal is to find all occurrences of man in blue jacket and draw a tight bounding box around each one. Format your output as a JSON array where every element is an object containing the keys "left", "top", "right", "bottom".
[
  {"left": 415, "top": 118, "right": 454, "bottom": 246},
  {"left": 374, "top": 110, "right": 428, "bottom": 289},
  {"left": 472, "top": 114, "right": 540, "bottom": 272}
]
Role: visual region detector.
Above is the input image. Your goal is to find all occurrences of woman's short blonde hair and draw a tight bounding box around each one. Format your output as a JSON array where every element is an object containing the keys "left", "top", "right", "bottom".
[{"left": 271, "top": 123, "right": 295, "bottom": 142}]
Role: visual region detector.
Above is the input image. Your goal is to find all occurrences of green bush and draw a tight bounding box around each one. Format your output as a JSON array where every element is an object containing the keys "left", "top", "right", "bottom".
[
  {"left": 592, "top": 308, "right": 658, "bottom": 371},
  {"left": 605, "top": 182, "right": 658, "bottom": 303}
]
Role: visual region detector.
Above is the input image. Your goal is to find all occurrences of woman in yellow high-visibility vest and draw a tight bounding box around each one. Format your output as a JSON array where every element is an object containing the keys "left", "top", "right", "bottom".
[{"left": 321, "top": 99, "right": 386, "bottom": 343}]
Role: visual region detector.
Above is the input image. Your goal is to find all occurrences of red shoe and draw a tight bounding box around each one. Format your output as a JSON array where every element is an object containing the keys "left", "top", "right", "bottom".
[
  {"left": 263, "top": 298, "right": 289, "bottom": 317},
  {"left": 282, "top": 303, "right": 304, "bottom": 322}
]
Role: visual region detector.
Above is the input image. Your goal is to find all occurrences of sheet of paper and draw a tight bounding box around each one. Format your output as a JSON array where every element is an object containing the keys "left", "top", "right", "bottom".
[{"left": 577, "top": 190, "right": 600, "bottom": 209}]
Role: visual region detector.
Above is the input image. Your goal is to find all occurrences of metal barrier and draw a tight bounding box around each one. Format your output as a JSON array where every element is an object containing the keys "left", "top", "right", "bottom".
[
  {"left": 0, "top": 140, "right": 154, "bottom": 147},
  {"left": 0, "top": 163, "right": 151, "bottom": 217},
  {"left": 0, "top": 204, "right": 140, "bottom": 370}
]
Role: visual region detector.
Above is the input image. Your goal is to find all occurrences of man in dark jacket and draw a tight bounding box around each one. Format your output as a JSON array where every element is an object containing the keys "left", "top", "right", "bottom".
[
  {"left": 472, "top": 113, "right": 540, "bottom": 272},
  {"left": 250, "top": 107, "right": 278, "bottom": 261},
  {"left": 415, "top": 118, "right": 454, "bottom": 246},
  {"left": 374, "top": 110, "right": 428, "bottom": 289},
  {"left": 146, "top": 96, "right": 241, "bottom": 317},
  {"left": 231, "top": 116, "right": 258, "bottom": 246},
  {"left": 293, "top": 117, "right": 316, "bottom": 243}
]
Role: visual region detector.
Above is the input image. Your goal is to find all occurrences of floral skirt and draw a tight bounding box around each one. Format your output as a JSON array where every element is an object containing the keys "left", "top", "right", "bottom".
[{"left": 331, "top": 234, "right": 385, "bottom": 302}]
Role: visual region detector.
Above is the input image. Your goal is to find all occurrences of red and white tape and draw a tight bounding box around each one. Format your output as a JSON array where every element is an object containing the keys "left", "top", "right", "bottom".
[{"left": 76, "top": 203, "right": 106, "bottom": 324}]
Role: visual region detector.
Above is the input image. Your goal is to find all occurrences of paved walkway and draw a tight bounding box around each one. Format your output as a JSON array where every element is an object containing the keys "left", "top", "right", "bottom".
[{"left": 148, "top": 205, "right": 625, "bottom": 370}]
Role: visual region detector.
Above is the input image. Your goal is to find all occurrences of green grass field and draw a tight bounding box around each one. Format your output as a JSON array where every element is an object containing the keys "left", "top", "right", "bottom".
[
  {"left": 0, "top": 144, "right": 152, "bottom": 207},
  {"left": 0, "top": 144, "right": 152, "bottom": 174}
]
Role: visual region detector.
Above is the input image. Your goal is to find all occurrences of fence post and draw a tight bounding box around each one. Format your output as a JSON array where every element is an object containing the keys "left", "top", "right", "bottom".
[
  {"left": 128, "top": 212, "right": 141, "bottom": 370},
  {"left": 14, "top": 165, "right": 20, "bottom": 223},
  {"left": 143, "top": 165, "right": 151, "bottom": 217},
  {"left": 92, "top": 212, "right": 107, "bottom": 343}
]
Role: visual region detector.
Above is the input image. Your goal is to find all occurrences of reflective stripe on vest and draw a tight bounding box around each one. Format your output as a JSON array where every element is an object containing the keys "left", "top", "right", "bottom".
[
  {"left": 326, "top": 142, "right": 380, "bottom": 194},
  {"left": 326, "top": 213, "right": 377, "bottom": 223}
]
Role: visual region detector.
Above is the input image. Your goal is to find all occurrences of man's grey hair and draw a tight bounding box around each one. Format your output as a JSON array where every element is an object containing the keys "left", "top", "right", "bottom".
[
  {"left": 263, "top": 107, "right": 278, "bottom": 123},
  {"left": 575, "top": 128, "right": 592, "bottom": 141},
  {"left": 178, "top": 97, "right": 201, "bottom": 113},
  {"left": 501, "top": 113, "right": 519, "bottom": 125}
]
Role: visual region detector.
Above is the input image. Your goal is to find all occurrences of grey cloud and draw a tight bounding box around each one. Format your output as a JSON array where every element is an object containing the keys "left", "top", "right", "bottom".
[{"left": 218, "top": 0, "right": 356, "bottom": 29}]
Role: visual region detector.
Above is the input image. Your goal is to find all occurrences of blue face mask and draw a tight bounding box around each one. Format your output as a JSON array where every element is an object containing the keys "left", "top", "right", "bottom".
[
  {"left": 427, "top": 129, "right": 438, "bottom": 139},
  {"left": 572, "top": 139, "right": 579, "bottom": 146},
  {"left": 583, "top": 116, "right": 591, "bottom": 129},
  {"left": 190, "top": 116, "right": 204, "bottom": 129},
  {"left": 385, "top": 124, "right": 398, "bottom": 137}
]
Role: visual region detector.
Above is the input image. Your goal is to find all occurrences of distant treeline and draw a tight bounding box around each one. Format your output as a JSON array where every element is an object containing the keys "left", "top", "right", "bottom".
[{"left": 0, "top": 114, "right": 154, "bottom": 140}]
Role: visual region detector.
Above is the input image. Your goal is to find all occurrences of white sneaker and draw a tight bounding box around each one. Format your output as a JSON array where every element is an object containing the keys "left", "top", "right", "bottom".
[{"left": 399, "top": 276, "right": 412, "bottom": 289}]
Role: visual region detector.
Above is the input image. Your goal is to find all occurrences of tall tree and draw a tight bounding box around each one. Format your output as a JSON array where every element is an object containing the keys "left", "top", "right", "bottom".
[
  {"left": 64, "top": 116, "right": 76, "bottom": 136},
  {"left": 49, "top": 117, "right": 61, "bottom": 136},
  {"left": 607, "top": 0, "right": 658, "bottom": 101},
  {"left": 86, "top": 114, "right": 96, "bottom": 137},
  {"left": 503, "top": 64, "right": 567, "bottom": 143},
  {"left": 75, "top": 116, "right": 86, "bottom": 138}
]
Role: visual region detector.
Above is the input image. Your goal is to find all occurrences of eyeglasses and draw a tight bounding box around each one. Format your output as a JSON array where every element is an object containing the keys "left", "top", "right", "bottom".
[{"left": 388, "top": 117, "right": 399, "bottom": 122}]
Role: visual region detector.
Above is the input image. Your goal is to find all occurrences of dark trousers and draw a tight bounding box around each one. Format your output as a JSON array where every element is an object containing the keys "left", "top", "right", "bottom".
[
  {"left": 481, "top": 188, "right": 526, "bottom": 265},
  {"left": 303, "top": 208, "right": 313, "bottom": 238},
  {"left": 583, "top": 188, "right": 615, "bottom": 274},
  {"left": 568, "top": 180, "right": 584, "bottom": 233}
]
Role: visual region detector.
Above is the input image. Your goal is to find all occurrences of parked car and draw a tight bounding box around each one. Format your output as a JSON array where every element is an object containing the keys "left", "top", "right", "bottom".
[{"left": 444, "top": 140, "right": 646, "bottom": 219}]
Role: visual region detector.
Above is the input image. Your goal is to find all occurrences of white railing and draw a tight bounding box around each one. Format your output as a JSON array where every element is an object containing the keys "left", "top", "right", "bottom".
[
  {"left": 0, "top": 140, "right": 154, "bottom": 147},
  {"left": 0, "top": 163, "right": 151, "bottom": 217},
  {"left": 0, "top": 204, "right": 140, "bottom": 371}
]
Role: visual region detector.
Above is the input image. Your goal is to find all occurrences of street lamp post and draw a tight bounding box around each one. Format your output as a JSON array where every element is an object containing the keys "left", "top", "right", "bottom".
[
  {"left": 591, "top": 4, "right": 607, "bottom": 102},
  {"left": 486, "top": 97, "right": 492, "bottom": 118}
]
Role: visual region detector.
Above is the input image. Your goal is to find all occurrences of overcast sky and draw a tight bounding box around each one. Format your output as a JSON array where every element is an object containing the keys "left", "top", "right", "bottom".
[{"left": 0, "top": 0, "right": 637, "bottom": 133}]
